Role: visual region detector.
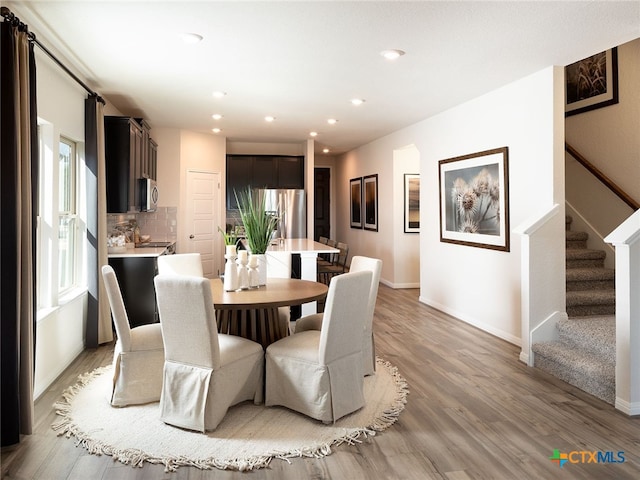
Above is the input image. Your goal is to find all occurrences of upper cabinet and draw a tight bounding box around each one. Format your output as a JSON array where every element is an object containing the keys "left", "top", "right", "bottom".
[
  {"left": 226, "top": 154, "right": 304, "bottom": 208},
  {"left": 105, "top": 116, "right": 158, "bottom": 213}
]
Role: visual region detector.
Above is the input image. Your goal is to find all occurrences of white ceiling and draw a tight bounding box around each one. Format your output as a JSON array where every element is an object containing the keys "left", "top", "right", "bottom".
[{"left": 9, "top": 1, "right": 640, "bottom": 154}]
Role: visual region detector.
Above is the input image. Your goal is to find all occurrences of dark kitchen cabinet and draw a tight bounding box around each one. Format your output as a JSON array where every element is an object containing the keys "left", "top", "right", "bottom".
[
  {"left": 105, "top": 116, "right": 159, "bottom": 213},
  {"left": 148, "top": 138, "right": 158, "bottom": 180},
  {"left": 105, "top": 116, "right": 142, "bottom": 213},
  {"left": 226, "top": 155, "right": 304, "bottom": 208},
  {"left": 108, "top": 256, "right": 158, "bottom": 327},
  {"left": 135, "top": 118, "right": 158, "bottom": 181},
  {"left": 277, "top": 156, "right": 304, "bottom": 188}
]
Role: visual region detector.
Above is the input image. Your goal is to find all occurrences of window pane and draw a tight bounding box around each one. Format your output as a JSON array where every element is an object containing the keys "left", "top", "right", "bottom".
[
  {"left": 59, "top": 139, "right": 74, "bottom": 214},
  {"left": 58, "top": 137, "right": 76, "bottom": 293},
  {"left": 58, "top": 215, "right": 76, "bottom": 292}
]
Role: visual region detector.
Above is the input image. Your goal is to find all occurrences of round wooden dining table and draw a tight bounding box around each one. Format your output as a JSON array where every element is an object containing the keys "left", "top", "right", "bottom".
[{"left": 209, "top": 278, "right": 328, "bottom": 348}]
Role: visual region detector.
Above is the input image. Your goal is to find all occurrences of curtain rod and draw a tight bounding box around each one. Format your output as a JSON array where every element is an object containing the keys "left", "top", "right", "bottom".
[{"left": 1, "top": 6, "right": 105, "bottom": 105}]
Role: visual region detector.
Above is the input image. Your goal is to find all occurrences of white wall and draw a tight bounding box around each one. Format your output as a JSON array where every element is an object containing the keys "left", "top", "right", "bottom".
[
  {"left": 336, "top": 67, "right": 564, "bottom": 345},
  {"left": 565, "top": 37, "right": 639, "bottom": 241},
  {"left": 566, "top": 37, "right": 640, "bottom": 203},
  {"left": 393, "top": 145, "right": 420, "bottom": 288},
  {"left": 153, "top": 127, "right": 181, "bottom": 208},
  {"left": 34, "top": 52, "right": 90, "bottom": 398},
  {"left": 420, "top": 67, "right": 564, "bottom": 345}
]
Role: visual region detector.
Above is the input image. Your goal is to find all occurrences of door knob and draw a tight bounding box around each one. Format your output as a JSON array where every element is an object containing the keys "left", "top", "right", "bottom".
[{"left": 189, "top": 234, "right": 195, "bottom": 239}]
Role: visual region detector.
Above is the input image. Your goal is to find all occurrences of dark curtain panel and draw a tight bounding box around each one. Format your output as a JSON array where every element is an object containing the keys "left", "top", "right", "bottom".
[
  {"left": 85, "top": 96, "right": 111, "bottom": 347},
  {"left": 85, "top": 97, "right": 100, "bottom": 348},
  {"left": 0, "top": 21, "right": 38, "bottom": 447}
]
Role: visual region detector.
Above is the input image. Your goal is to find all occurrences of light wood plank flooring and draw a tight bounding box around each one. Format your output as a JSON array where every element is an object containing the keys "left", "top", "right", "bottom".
[{"left": 2, "top": 285, "right": 640, "bottom": 479}]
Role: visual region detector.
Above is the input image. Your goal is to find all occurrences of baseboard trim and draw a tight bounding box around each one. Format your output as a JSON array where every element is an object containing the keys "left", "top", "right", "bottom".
[
  {"left": 380, "top": 278, "right": 419, "bottom": 289},
  {"left": 419, "top": 296, "right": 521, "bottom": 347},
  {"left": 615, "top": 397, "right": 640, "bottom": 416}
]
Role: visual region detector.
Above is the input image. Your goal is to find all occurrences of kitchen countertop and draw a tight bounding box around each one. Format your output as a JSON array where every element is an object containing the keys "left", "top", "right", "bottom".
[
  {"left": 267, "top": 238, "right": 339, "bottom": 254},
  {"left": 107, "top": 242, "right": 176, "bottom": 258}
]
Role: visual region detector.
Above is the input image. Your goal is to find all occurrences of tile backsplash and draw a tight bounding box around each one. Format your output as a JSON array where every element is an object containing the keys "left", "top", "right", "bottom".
[{"left": 107, "top": 206, "right": 178, "bottom": 243}]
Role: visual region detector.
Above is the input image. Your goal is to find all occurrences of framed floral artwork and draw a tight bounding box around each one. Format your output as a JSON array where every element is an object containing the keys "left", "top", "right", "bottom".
[
  {"left": 438, "top": 147, "right": 509, "bottom": 251},
  {"left": 350, "top": 177, "right": 362, "bottom": 229},
  {"left": 565, "top": 47, "right": 618, "bottom": 117}
]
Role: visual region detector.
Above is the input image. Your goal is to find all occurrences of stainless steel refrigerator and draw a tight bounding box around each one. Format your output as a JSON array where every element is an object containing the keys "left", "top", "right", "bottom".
[{"left": 257, "top": 189, "right": 306, "bottom": 239}]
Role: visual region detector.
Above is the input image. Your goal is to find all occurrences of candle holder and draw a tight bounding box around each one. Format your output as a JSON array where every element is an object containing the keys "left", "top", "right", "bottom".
[
  {"left": 248, "top": 263, "right": 259, "bottom": 288},
  {"left": 223, "top": 254, "right": 238, "bottom": 291},
  {"left": 237, "top": 254, "right": 249, "bottom": 290}
]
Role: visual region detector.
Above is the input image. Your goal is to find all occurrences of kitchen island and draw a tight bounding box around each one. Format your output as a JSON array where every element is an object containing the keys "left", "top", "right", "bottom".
[
  {"left": 267, "top": 238, "right": 338, "bottom": 316},
  {"left": 107, "top": 242, "right": 176, "bottom": 327}
]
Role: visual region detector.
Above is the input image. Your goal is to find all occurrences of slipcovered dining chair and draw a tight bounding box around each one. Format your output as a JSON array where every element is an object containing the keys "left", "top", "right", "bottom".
[
  {"left": 295, "top": 256, "right": 382, "bottom": 376},
  {"left": 101, "top": 265, "right": 165, "bottom": 407},
  {"left": 157, "top": 253, "right": 204, "bottom": 277},
  {"left": 154, "top": 275, "right": 264, "bottom": 432},
  {"left": 265, "top": 270, "right": 372, "bottom": 423},
  {"left": 266, "top": 251, "right": 293, "bottom": 331}
]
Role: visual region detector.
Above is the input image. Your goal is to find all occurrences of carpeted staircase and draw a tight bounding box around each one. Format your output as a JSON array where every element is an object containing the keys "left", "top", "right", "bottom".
[{"left": 532, "top": 216, "right": 616, "bottom": 404}]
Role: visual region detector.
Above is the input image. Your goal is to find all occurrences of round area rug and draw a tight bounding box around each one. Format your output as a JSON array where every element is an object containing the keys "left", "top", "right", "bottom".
[{"left": 52, "top": 358, "right": 408, "bottom": 472}]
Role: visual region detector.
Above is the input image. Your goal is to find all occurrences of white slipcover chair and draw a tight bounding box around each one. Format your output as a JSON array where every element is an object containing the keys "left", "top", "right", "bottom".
[
  {"left": 295, "top": 256, "right": 382, "bottom": 376},
  {"left": 101, "top": 265, "right": 165, "bottom": 407},
  {"left": 265, "top": 270, "right": 372, "bottom": 423},
  {"left": 157, "top": 253, "right": 204, "bottom": 277},
  {"left": 266, "top": 251, "right": 293, "bottom": 329},
  {"left": 154, "top": 275, "right": 264, "bottom": 432}
]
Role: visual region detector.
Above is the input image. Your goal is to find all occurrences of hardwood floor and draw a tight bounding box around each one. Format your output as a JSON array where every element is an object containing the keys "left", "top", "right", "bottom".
[{"left": 3, "top": 285, "right": 640, "bottom": 479}]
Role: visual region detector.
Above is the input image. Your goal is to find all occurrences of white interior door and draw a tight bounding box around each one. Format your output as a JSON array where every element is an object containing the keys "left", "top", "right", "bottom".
[{"left": 185, "top": 170, "right": 221, "bottom": 278}]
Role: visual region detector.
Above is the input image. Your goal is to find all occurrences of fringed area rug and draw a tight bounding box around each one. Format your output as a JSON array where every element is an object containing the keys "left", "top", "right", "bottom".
[{"left": 52, "top": 358, "right": 408, "bottom": 472}]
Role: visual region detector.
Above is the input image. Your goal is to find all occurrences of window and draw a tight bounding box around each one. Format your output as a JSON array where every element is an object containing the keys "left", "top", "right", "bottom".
[{"left": 58, "top": 137, "right": 78, "bottom": 294}]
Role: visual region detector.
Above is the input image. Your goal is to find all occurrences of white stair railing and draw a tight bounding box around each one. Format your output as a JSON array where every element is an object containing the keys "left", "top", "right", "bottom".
[{"left": 605, "top": 209, "right": 640, "bottom": 415}]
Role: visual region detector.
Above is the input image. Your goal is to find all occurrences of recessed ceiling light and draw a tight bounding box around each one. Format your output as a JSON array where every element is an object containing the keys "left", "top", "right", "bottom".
[
  {"left": 179, "top": 33, "right": 203, "bottom": 44},
  {"left": 323, "top": 148, "right": 330, "bottom": 153},
  {"left": 381, "top": 49, "right": 405, "bottom": 60},
  {"left": 327, "top": 118, "right": 338, "bottom": 125},
  {"left": 350, "top": 98, "right": 365, "bottom": 106},
  {"left": 211, "top": 114, "right": 223, "bottom": 120},
  {"left": 309, "top": 131, "right": 318, "bottom": 137},
  {"left": 265, "top": 116, "right": 275, "bottom": 122},
  {"left": 212, "top": 128, "right": 222, "bottom": 134},
  {"left": 212, "top": 91, "right": 227, "bottom": 98}
]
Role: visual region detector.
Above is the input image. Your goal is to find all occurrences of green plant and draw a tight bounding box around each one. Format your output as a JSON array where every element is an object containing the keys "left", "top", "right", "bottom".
[
  {"left": 218, "top": 226, "right": 238, "bottom": 246},
  {"left": 234, "top": 187, "right": 278, "bottom": 254}
]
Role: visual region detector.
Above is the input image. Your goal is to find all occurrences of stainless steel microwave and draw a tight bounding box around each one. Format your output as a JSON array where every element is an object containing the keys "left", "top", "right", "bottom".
[{"left": 139, "top": 178, "right": 158, "bottom": 212}]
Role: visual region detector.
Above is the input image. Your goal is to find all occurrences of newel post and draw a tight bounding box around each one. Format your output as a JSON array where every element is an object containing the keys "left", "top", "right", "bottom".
[{"left": 605, "top": 210, "right": 640, "bottom": 415}]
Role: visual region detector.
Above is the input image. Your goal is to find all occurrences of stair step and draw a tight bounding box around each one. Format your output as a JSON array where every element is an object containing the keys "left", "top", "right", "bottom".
[
  {"left": 567, "top": 289, "right": 615, "bottom": 307},
  {"left": 557, "top": 317, "right": 615, "bottom": 362},
  {"left": 532, "top": 341, "right": 615, "bottom": 404},
  {"left": 567, "top": 289, "right": 615, "bottom": 316},
  {"left": 566, "top": 231, "right": 588, "bottom": 249},
  {"left": 566, "top": 267, "right": 615, "bottom": 291},
  {"left": 566, "top": 248, "right": 606, "bottom": 268}
]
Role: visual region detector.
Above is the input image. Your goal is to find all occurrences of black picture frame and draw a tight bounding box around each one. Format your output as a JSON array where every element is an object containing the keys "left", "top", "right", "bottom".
[
  {"left": 438, "top": 147, "right": 509, "bottom": 251},
  {"left": 404, "top": 173, "right": 420, "bottom": 233},
  {"left": 565, "top": 47, "right": 618, "bottom": 117},
  {"left": 363, "top": 174, "right": 378, "bottom": 232},
  {"left": 350, "top": 177, "right": 362, "bottom": 229}
]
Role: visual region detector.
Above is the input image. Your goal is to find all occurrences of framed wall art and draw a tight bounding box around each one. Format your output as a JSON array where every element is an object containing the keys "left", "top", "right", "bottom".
[
  {"left": 363, "top": 174, "right": 378, "bottom": 231},
  {"left": 438, "top": 147, "right": 509, "bottom": 251},
  {"left": 404, "top": 173, "right": 420, "bottom": 233},
  {"left": 565, "top": 47, "right": 618, "bottom": 117},
  {"left": 350, "top": 177, "right": 362, "bottom": 229}
]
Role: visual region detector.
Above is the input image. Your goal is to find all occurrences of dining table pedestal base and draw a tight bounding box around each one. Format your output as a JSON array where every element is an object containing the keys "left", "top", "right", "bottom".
[{"left": 216, "top": 308, "right": 289, "bottom": 349}]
